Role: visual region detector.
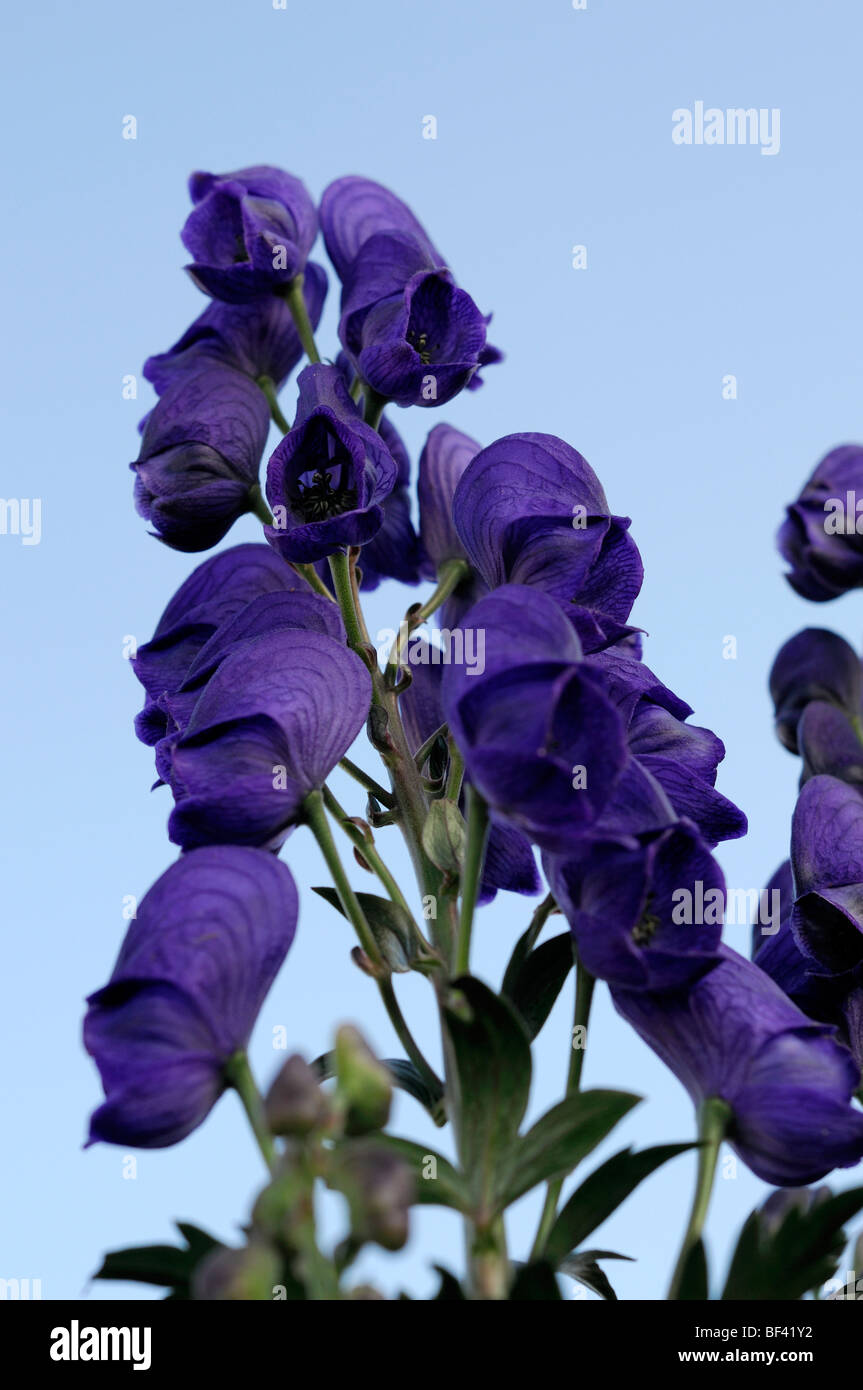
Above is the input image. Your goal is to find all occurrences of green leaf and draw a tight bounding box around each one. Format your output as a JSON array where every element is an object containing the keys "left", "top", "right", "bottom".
[
  {"left": 509, "top": 1261, "right": 563, "bottom": 1300},
  {"left": 544, "top": 1143, "right": 695, "bottom": 1265},
  {"left": 721, "top": 1187, "right": 863, "bottom": 1301},
  {"left": 559, "top": 1249, "right": 633, "bottom": 1301},
  {"left": 312, "top": 886, "right": 412, "bottom": 972},
  {"left": 443, "top": 976, "right": 532, "bottom": 1213},
  {"left": 92, "top": 1222, "right": 222, "bottom": 1298},
  {"left": 497, "top": 1089, "right": 640, "bottom": 1211},
  {"left": 674, "top": 1238, "right": 709, "bottom": 1301},
  {"left": 502, "top": 932, "right": 573, "bottom": 1041},
  {"left": 421, "top": 799, "right": 467, "bottom": 875},
  {"left": 373, "top": 1136, "right": 471, "bottom": 1213},
  {"left": 312, "top": 1052, "right": 444, "bottom": 1122}
]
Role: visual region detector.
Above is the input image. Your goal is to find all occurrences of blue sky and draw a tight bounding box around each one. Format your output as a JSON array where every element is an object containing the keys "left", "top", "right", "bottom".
[{"left": 2, "top": 0, "right": 862, "bottom": 1299}]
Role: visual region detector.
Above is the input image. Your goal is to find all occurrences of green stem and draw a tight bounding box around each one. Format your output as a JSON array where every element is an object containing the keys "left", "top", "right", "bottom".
[
  {"left": 303, "top": 788, "right": 385, "bottom": 972},
  {"left": 454, "top": 785, "right": 490, "bottom": 977},
  {"left": 523, "top": 893, "right": 557, "bottom": 956},
  {"left": 290, "top": 561, "right": 337, "bottom": 602},
  {"left": 257, "top": 374, "right": 291, "bottom": 434},
  {"left": 531, "top": 952, "right": 594, "bottom": 1258},
  {"left": 224, "top": 1050, "right": 277, "bottom": 1174},
  {"left": 667, "top": 1096, "right": 730, "bottom": 1299},
  {"left": 386, "top": 558, "right": 471, "bottom": 680},
  {"left": 378, "top": 976, "right": 443, "bottom": 1100},
  {"left": 328, "top": 552, "right": 369, "bottom": 654},
  {"left": 322, "top": 785, "right": 410, "bottom": 914},
  {"left": 284, "top": 273, "right": 321, "bottom": 363},
  {"left": 248, "top": 483, "right": 273, "bottom": 526},
  {"left": 338, "top": 757, "right": 393, "bottom": 808},
  {"left": 362, "top": 384, "right": 387, "bottom": 430}
]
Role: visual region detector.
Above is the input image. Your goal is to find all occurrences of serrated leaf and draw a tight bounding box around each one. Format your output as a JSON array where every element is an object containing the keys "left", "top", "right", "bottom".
[
  {"left": 422, "top": 799, "right": 467, "bottom": 875},
  {"left": 544, "top": 1142, "right": 695, "bottom": 1265},
  {"left": 312, "top": 886, "right": 413, "bottom": 971},
  {"left": 502, "top": 932, "right": 573, "bottom": 1041},
  {"left": 497, "top": 1089, "right": 640, "bottom": 1211},
  {"left": 560, "top": 1249, "right": 632, "bottom": 1301},
  {"left": 721, "top": 1187, "right": 863, "bottom": 1301},
  {"left": 443, "top": 976, "right": 532, "bottom": 1213},
  {"left": 373, "top": 1136, "right": 471, "bottom": 1213}
]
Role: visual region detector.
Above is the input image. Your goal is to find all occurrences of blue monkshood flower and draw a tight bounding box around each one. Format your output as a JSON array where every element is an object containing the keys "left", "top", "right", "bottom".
[
  {"left": 132, "top": 544, "right": 306, "bottom": 750},
  {"left": 452, "top": 433, "right": 643, "bottom": 652},
  {"left": 168, "top": 628, "right": 371, "bottom": 850},
  {"left": 132, "top": 361, "right": 271, "bottom": 552},
  {"left": 769, "top": 628, "right": 863, "bottom": 753},
  {"left": 589, "top": 643, "right": 748, "bottom": 847},
  {"left": 84, "top": 846, "right": 297, "bottom": 1148},
  {"left": 182, "top": 166, "right": 318, "bottom": 303},
  {"left": 798, "top": 701, "right": 863, "bottom": 786},
  {"left": 155, "top": 589, "right": 346, "bottom": 786},
  {"left": 442, "top": 586, "right": 629, "bottom": 853},
  {"left": 264, "top": 364, "right": 398, "bottom": 563},
  {"left": 416, "top": 422, "right": 490, "bottom": 625},
  {"left": 753, "top": 859, "right": 855, "bottom": 1053},
  {"left": 612, "top": 944, "right": 863, "bottom": 1186},
  {"left": 320, "top": 176, "right": 501, "bottom": 407},
  {"left": 546, "top": 820, "right": 725, "bottom": 991},
  {"left": 778, "top": 445, "right": 863, "bottom": 601},
  {"left": 790, "top": 774, "right": 863, "bottom": 976},
  {"left": 328, "top": 354, "right": 422, "bottom": 590},
  {"left": 143, "top": 265, "right": 329, "bottom": 397},
  {"left": 398, "top": 639, "right": 539, "bottom": 901}
]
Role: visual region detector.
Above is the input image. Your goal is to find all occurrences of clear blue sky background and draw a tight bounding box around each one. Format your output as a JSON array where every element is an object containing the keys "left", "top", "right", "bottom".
[{"left": 2, "top": 0, "right": 862, "bottom": 1300}]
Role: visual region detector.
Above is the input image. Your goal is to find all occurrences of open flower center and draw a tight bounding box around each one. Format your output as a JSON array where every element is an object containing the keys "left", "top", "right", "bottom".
[
  {"left": 632, "top": 902, "right": 660, "bottom": 946},
  {"left": 292, "top": 465, "right": 357, "bottom": 522}
]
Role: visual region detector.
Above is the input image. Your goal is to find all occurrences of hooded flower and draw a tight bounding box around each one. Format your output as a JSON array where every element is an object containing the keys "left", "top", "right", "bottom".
[
  {"left": 612, "top": 944, "right": 863, "bottom": 1186},
  {"left": 589, "top": 643, "right": 748, "bottom": 847},
  {"left": 144, "top": 265, "right": 328, "bottom": 396},
  {"left": 168, "top": 628, "right": 371, "bottom": 850},
  {"left": 264, "top": 364, "right": 398, "bottom": 563},
  {"left": 132, "top": 361, "right": 271, "bottom": 552},
  {"left": 790, "top": 775, "right": 863, "bottom": 976},
  {"left": 398, "top": 637, "right": 539, "bottom": 901},
  {"left": 84, "top": 847, "right": 297, "bottom": 1147},
  {"left": 320, "top": 176, "right": 500, "bottom": 407},
  {"left": 132, "top": 545, "right": 306, "bottom": 750},
  {"left": 769, "top": 628, "right": 863, "bottom": 754},
  {"left": 441, "top": 586, "right": 628, "bottom": 853},
  {"left": 778, "top": 445, "right": 863, "bottom": 601},
  {"left": 546, "top": 820, "right": 725, "bottom": 992},
  {"left": 452, "top": 432, "right": 643, "bottom": 652},
  {"left": 182, "top": 165, "right": 318, "bottom": 303}
]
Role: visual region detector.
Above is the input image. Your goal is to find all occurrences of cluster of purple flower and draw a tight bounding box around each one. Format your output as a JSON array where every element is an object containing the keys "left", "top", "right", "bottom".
[{"left": 86, "top": 167, "right": 863, "bottom": 1226}]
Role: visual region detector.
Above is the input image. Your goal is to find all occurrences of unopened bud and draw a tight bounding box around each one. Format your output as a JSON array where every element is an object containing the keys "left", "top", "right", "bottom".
[
  {"left": 334, "top": 1025, "right": 392, "bottom": 1135},
  {"left": 265, "top": 1055, "right": 329, "bottom": 1136}
]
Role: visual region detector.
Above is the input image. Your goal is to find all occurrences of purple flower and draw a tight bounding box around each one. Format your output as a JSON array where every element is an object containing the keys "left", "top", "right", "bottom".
[
  {"left": 442, "top": 586, "right": 628, "bottom": 853},
  {"left": 790, "top": 775, "right": 863, "bottom": 975},
  {"left": 264, "top": 365, "right": 398, "bottom": 563},
  {"left": 798, "top": 701, "right": 863, "bottom": 786},
  {"left": 546, "top": 820, "right": 725, "bottom": 991},
  {"left": 132, "top": 544, "right": 305, "bottom": 750},
  {"left": 144, "top": 266, "right": 328, "bottom": 396},
  {"left": 320, "top": 176, "right": 500, "bottom": 407},
  {"left": 182, "top": 166, "right": 318, "bottom": 303},
  {"left": 168, "top": 628, "right": 371, "bottom": 850},
  {"left": 590, "top": 644, "right": 748, "bottom": 847},
  {"left": 452, "top": 433, "right": 643, "bottom": 652},
  {"left": 612, "top": 944, "right": 863, "bottom": 1186},
  {"left": 778, "top": 445, "right": 863, "bottom": 601},
  {"left": 132, "top": 362, "right": 270, "bottom": 552},
  {"left": 416, "top": 423, "right": 489, "bottom": 623},
  {"left": 769, "top": 628, "right": 863, "bottom": 753},
  {"left": 84, "top": 847, "right": 297, "bottom": 1148},
  {"left": 398, "top": 639, "right": 539, "bottom": 901}
]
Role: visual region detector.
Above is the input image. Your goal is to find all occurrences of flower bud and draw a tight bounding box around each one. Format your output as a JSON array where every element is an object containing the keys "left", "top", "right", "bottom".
[
  {"left": 334, "top": 1025, "right": 392, "bottom": 1135},
  {"left": 264, "top": 1055, "right": 330, "bottom": 1136}
]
